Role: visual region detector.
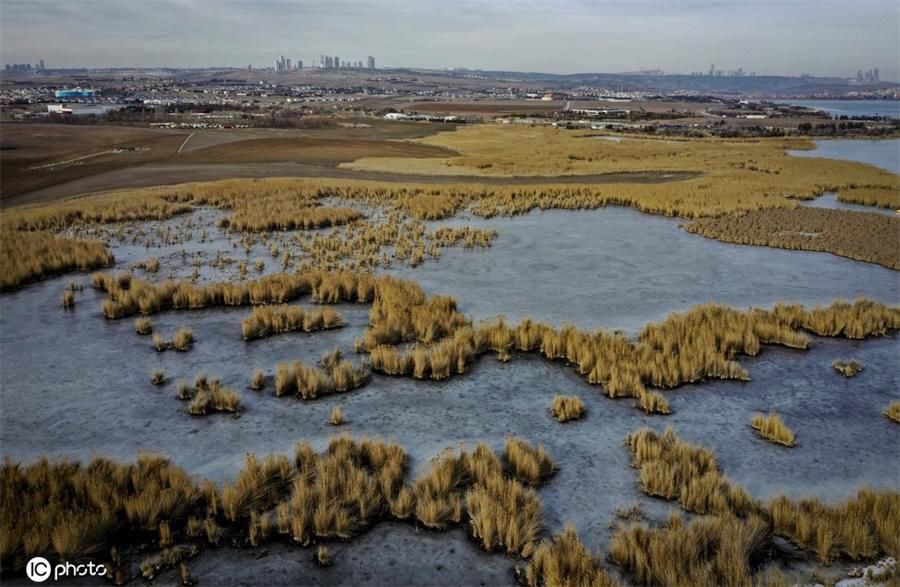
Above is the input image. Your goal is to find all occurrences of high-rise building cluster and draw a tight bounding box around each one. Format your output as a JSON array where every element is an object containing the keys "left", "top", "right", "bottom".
[
  {"left": 4, "top": 60, "right": 45, "bottom": 73},
  {"left": 856, "top": 68, "right": 880, "bottom": 83},
  {"left": 271, "top": 54, "right": 375, "bottom": 73},
  {"left": 706, "top": 64, "right": 752, "bottom": 77}
]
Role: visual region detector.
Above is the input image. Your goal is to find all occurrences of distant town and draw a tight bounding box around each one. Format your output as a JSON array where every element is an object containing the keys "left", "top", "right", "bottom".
[{"left": 1, "top": 56, "right": 898, "bottom": 140}]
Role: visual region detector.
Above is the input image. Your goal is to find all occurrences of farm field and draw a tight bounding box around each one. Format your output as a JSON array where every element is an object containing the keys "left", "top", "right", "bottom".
[{"left": 0, "top": 124, "right": 898, "bottom": 586}]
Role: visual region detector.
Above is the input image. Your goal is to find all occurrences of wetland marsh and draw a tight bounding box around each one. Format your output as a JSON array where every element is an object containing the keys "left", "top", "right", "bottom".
[{"left": 1, "top": 125, "right": 898, "bottom": 586}]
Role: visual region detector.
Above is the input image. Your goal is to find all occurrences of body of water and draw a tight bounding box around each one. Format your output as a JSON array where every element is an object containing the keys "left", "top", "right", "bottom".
[
  {"left": 781, "top": 99, "right": 900, "bottom": 120},
  {"left": 789, "top": 138, "right": 900, "bottom": 175}
]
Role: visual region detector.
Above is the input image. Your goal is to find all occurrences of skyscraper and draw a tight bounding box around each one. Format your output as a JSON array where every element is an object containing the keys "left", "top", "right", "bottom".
[
  {"left": 367, "top": 56, "right": 375, "bottom": 69},
  {"left": 334, "top": 56, "right": 340, "bottom": 69}
]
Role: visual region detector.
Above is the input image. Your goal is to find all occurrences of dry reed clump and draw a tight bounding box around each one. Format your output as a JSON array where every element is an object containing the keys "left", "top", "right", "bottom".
[
  {"left": 837, "top": 186, "right": 900, "bottom": 210},
  {"left": 885, "top": 401, "right": 900, "bottom": 424},
  {"left": 171, "top": 327, "right": 194, "bottom": 352},
  {"left": 356, "top": 276, "right": 898, "bottom": 412},
  {"left": 750, "top": 413, "right": 796, "bottom": 447},
  {"left": 134, "top": 317, "right": 153, "bottom": 335},
  {"left": 274, "top": 349, "right": 370, "bottom": 400},
  {"left": 222, "top": 203, "right": 364, "bottom": 232},
  {"left": 609, "top": 512, "right": 771, "bottom": 587},
  {"left": 409, "top": 441, "right": 551, "bottom": 558},
  {"left": 139, "top": 544, "right": 200, "bottom": 581},
  {"left": 95, "top": 270, "right": 375, "bottom": 320},
  {"left": 550, "top": 395, "right": 585, "bottom": 422},
  {"left": 504, "top": 438, "right": 556, "bottom": 486},
  {"left": 329, "top": 406, "right": 344, "bottom": 426},
  {"left": 624, "top": 428, "right": 757, "bottom": 517},
  {"left": 0, "top": 453, "right": 207, "bottom": 572},
  {"left": 250, "top": 369, "right": 265, "bottom": 391},
  {"left": 152, "top": 333, "right": 168, "bottom": 352},
  {"left": 177, "top": 376, "right": 242, "bottom": 416},
  {"left": 275, "top": 436, "right": 408, "bottom": 545},
  {"left": 768, "top": 489, "right": 900, "bottom": 563},
  {"left": 137, "top": 258, "right": 161, "bottom": 273},
  {"left": 61, "top": 290, "right": 75, "bottom": 309},
  {"left": 151, "top": 370, "right": 166, "bottom": 385},
  {"left": 240, "top": 305, "right": 344, "bottom": 340},
  {"left": 518, "top": 525, "right": 618, "bottom": 587},
  {"left": 0, "top": 435, "right": 564, "bottom": 580},
  {"left": 636, "top": 389, "right": 671, "bottom": 415},
  {"left": 400, "top": 193, "right": 463, "bottom": 220},
  {"left": 685, "top": 208, "right": 900, "bottom": 270},
  {"left": 622, "top": 426, "right": 900, "bottom": 573},
  {"left": 315, "top": 544, "right": 333, "bottom": 567},
  {"left": 345, "top": 125, "right": 899, "bottom": 215},
  {"left": 832, "top": 359, "right": 863, "bottom": 377},
  {"left": 0, "top": 230, "right": 115, "bottom": 291},
  {"left": 428, "top": 226, "right": 499, "bottom": 248}
]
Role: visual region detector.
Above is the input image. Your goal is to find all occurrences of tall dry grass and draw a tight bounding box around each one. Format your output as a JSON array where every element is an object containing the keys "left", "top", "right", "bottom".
[
  {"left": 96, "top": 270, "right": 375, "bottom": 319},
  {"left": 550, "top": 395, "right": 585, "bottom": 422},
  {"left": 837, "top": 186, "right": 900, "bottom": 210},
  {"left": 504, "top": 438, "right": 556, "bottom": 486},
  {"left": 619, "top": 426, "right": 899, "bottom": 578},
  {"left": 409, "top": 441, "right": 551, "bottom": 558},
  {"left": 274, "top": 349, "right": 370, "bottom": 400},
  {"left": 241, "top": 305, "right": 344, "bottom": 340},
  {"left": 400, "top": 193, "right": 462, "bottom": 220},
  {"left": 768, "top": 489, "right": 900, "bottom": 563},
  {"left": 519, "top": 525, "right": 618, "bottom": 587},
  {"left": 624, "top": 428, "right": 757, "bottom": 517},
  {"left": 0, "top": 454, "right": 207, "bottom": 572},
  {"left": 610, "top": 512, "right": 770, "bottom": 587},
  {"left": 0, "top": 231, "right": 114, "bottom": 291},
  {"left": 357, "top": 277, "right": 897, "bottom": 413},
  {"left": 177, "top": 375, "right": 242, "bottom": 416},
  {"left": 750, "top": 413, "right": 796, "bottom": 447},
  {"left": 685, "top": 208, "right": 900, "bottom": 270},
  {"left": 222, "top": 205, "right": 364, "bottom": 232},
  {"left": 885, "top": 401, "right": 900, "bottom": 424}
]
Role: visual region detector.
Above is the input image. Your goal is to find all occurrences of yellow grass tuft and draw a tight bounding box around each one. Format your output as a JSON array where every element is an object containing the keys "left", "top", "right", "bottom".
[
  {"left": 329, "top": 405, "right": 345, "bottom": 426},
  {"left": 151, "top": 370, "right": 166, "bottom": 385},
  {"left": 134, "top": 317, "right": 153, "bottom": 335},
  {"left": 241, "top": 305, "right": 344, "bottom": 340},
  {"left": 610, "top": 512, "right": 770, "bottom": 586},
  {"left": 885, "top": 401, "right": 900, "bottom": 424},
  {"left": 832, "top": 359, "right": 864, "bottom": 377},
  {"left": 274, "top": 349, "right": 370, "bottom": 400},
  {"left": 750, "top": 413, "right": 796, "bottom": 447},
  {"left": 504, "top": 437, "right": 556, "bottom": 486},
  {"left": 315, "top": 544, "right": 333, "bottom": 567},
  {"left": 171, "top": 327, "right": 194, "bottom": 352},
  {"left": 183, "top": 377, "right": 242, "bottom": 416},
  {"left": 0, "top": 230, "right": 114, "bottom": 291},
  {"left": 550, "top": 395, "right": 585, "bottom": 422},
  {"left": 520, "top": 525, "right": 618, "bottom": 587},
  {"left": 250, "top": 369, "right": 265, "bottom": 391},
  {"left": 624, "top": 427, "right": 756, "bottom": 517},
  {"left": 768, "top": 489, "right": 900, "bottom": 563}
]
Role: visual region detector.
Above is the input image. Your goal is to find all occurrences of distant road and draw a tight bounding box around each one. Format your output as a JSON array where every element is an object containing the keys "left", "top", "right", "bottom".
[{"left": 176, "top": 132, "right": 196, "bottom": 154}]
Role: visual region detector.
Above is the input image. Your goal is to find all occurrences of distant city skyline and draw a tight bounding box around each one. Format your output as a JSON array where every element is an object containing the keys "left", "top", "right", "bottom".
[{"left": 1, "top": 0, "right": 898, "bottom": 80}]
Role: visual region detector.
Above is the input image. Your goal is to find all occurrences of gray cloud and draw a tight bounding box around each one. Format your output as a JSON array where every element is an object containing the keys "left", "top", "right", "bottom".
[{"left": 1, "top": 0, "right": 897, "bottom": 79}]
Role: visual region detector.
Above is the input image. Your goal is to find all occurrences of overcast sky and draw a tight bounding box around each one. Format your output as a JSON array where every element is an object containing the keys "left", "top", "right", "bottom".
[{"left": 1, "top": 0, "right": 898, "bottom": 79}]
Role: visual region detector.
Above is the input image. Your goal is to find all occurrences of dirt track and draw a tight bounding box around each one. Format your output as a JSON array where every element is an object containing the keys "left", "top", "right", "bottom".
[{"left": 3, "top": 161, "right": 700, "bottom": 207}]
